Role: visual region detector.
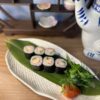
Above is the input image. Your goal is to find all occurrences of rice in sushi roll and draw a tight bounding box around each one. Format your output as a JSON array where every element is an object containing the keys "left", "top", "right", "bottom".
[
  {"left": 34, "top": 46, "right": 45, "bottom": 56},
  {"left": 43, "top": 56, "right": 55, "bottom": 72},
  {"left": 55, "top": 58, "right": 67, "bottom": 74},
  {"left": 23, "top": 45, "right": 35, "bottom": 59},
  {"left": 45, "top": 48, "right": 55, "bottom": 56},
  {"left": 30, "top": 55, "right": 43, "bottom": 71}
]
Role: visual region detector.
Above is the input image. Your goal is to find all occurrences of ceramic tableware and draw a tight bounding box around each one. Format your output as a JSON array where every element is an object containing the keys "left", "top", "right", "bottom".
[{"left": 74, "top": 0, "right": 100, "bottom": 61}]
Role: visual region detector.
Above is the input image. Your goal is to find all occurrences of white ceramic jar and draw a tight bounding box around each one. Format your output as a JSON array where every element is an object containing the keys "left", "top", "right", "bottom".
[{"left": 64, "top": 0, "right": 75, "bottom": 11}]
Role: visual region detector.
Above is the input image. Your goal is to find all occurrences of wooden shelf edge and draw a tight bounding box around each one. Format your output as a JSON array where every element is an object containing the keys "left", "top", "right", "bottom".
[
  {"left": 3, "top": 25, "right": 80, "bottom": 38},
  {"left": 3, "top": 29, "right": 76, "bottom": 36}
]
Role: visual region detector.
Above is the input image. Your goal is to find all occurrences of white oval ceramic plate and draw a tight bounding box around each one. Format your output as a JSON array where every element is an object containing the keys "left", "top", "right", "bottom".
[
  {"left": 38, "top": 16, "right": 58, "bottom": 28},
  {"left": 5, "top": 38, "right": 100, "bottom": 100}
]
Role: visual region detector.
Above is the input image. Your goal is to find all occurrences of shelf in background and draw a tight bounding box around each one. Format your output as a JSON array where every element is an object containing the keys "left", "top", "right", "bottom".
[
  {"left": 0, "top": 0, "right": 14, "bottom": 3},
  {"left": 13, "top": 0, "right": 33, "bottom": 3},
  {"left": 0, "top": 0, "right": 77, "bottom": 36},
  {"left": 31, "top": 4, "right": 73, "bottom": 13},
  {"left": 35, "top": 14, "right": 76, "bottom": 32},
  {"left": 3, "top": 24, "right": 80, "bottom": 37},
  {"left": 3, "top": 15, "right": 76, "bottom": 36}
]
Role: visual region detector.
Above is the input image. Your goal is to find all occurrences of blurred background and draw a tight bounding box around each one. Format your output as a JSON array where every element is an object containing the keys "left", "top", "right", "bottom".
[{"left": 0, "top": 0, "right": 72, "bottom": 22}]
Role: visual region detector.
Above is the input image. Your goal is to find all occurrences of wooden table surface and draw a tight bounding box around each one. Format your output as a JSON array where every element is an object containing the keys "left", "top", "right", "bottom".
[{"left": 0, "top": 33, "right": 100, "bottom": 100}]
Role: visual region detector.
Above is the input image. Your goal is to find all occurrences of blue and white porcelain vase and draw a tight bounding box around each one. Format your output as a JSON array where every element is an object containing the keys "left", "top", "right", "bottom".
[{"left": 75, "top": 0, "right": 100, "bottom": 61}]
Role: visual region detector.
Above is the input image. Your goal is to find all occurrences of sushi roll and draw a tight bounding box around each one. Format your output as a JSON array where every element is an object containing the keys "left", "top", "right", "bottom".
[
  {"left": 55, "top": 58, "right": 67, "bottom": 74},
  {"left": 45, "top": 48, "right": 56, "bottom": 57},
  {"left": 23, "top": 45, "right": 35, "bottom": 59},
  {"left": 34, "top": 46, "right": 45, "bottom": 56},
  {"left": 43, "top": 56, "right": 55, "bottom": 73},
  {"left": 30, "top": 55, "right": 43, "bottom": 71}
]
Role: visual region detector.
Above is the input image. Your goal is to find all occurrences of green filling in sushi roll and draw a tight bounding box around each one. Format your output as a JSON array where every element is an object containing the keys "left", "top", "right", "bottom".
[
  {"left": 23, "top": 45, "right": 35, "bottom": 59},
  {"left": 55, "top": 58, "right": 67, "bottom": 74},
  {"left": 43, "top": 56, "right": 55, "bottom": 73},
  {"left": 34, "top": 46, "right": 45, "bottom": 56},
  {"left": 45, "top": 48, "right": 56, "bottom": 56},
  {"left": 30, "top": 55, "right": 43, "bottom": 71}
]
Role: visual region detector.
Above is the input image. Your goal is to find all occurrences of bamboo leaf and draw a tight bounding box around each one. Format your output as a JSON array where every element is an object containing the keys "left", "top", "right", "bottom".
[{"left": 6, "top": 39, "right": 100, "bottom": 95}]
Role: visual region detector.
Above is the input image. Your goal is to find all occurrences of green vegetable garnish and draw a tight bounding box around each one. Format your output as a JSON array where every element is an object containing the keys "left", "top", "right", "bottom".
[{"left": 60, "top": 58, "right": 95, "bottom": 92}]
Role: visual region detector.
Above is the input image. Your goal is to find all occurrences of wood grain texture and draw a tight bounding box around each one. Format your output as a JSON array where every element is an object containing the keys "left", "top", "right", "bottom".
[{"left": 0, "top": 33, "right": 100, "bottom": 100}]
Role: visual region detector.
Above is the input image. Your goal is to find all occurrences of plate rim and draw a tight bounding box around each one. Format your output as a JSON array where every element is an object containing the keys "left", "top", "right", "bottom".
[{"left": 5, "top": 51, "right": 58, "bottom": 100}]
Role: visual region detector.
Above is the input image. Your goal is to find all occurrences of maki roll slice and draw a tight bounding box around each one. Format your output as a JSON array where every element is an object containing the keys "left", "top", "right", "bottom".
[
  {"left": 45, "top": 48, "right": 55, "bottom": 56},
  {"left": 55, "top": 58, "right": 67, "bottom": 74},
  {"left": 23, "top": 45, "right": 35, "bottom": 59},
  {"left": 30, "top": 55, "right": 43, "bottom": 71},
  {"left": 34, "top": 46, "right": 45, "bottom": 56},
  {"left": 43, "top": 56, "right": 55, "bottom": 73}
]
